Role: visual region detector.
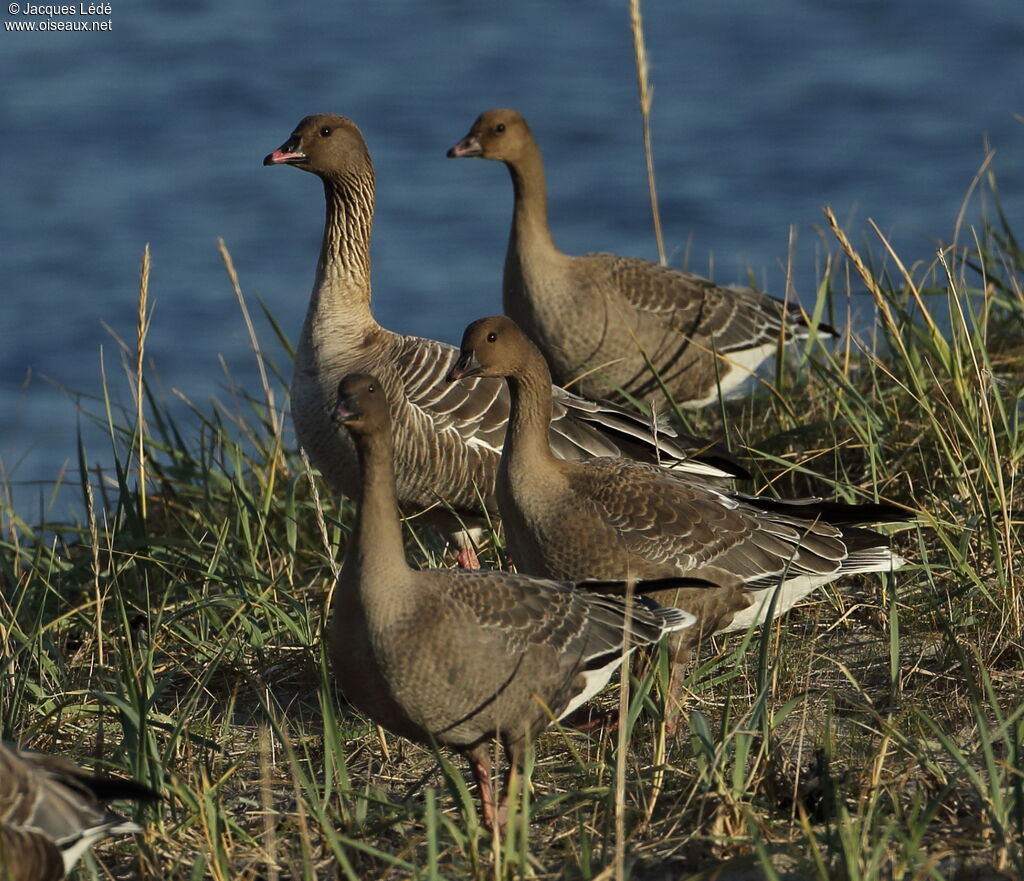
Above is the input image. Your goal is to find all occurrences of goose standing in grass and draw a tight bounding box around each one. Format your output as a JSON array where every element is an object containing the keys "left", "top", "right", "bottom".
[
  {"left": 447, "top": 317, "right": 908, "bottom": 714},
  {"left": 330, "top": 372, "right": 700, "bottom": 830},
  {"left": 0, "top": 742, "right": 157, "bottom": 881},
  {"left": 447, "top": 109, "right": 837, "bottom": 407},
  {"left": 264, "top": 114, "right": 744, "bottom": 566}
]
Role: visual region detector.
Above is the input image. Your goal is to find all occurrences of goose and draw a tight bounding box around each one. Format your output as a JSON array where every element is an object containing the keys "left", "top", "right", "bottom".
[
  {"left": 264, "top": 114, "right": 746, "bottom": 566},
  {"left": 0, "top": 742, "right": 157, "bottom": 881},
  {"left": 329, "top": 372, "right": 701, "bottom": 829},
  {"left": 447, "top": 109, "right": 837, "bottom": 407},
  {"left": 447, "top": 317, "right": 908, "bottom": 711}
]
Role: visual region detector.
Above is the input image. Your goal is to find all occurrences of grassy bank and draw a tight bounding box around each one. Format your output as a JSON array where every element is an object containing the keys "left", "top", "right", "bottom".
[{"left": 2, "top": 171, "right": 1022, "bottom": 879}]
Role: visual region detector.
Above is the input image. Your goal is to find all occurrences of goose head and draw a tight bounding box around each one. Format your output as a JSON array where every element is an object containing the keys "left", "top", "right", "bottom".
[
  {"left": 447, "top": 109, "right": 535, "bottom": 164},
  {"left": 447, "top": 315, "right": 537, "bottom": 382},
  {"left": 334, "top": 373, "right": 390, "bottom": 437},
  {"left": 264, "top": 113, "right": 373, "bottom": 180}
]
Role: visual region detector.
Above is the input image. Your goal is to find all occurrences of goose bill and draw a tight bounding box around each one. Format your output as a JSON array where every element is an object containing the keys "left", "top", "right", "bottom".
[
  {"left": 446, "top": 135, "right": 482, "bottom": 158},
  {"left": 446, "top": 350, "right": 482, "bottom": 382},
  {"left": 333, "top": 394, "right": 362, "bottom": 423},
  {"left": 263, "top": 147, "right": 307, "bottom": 166}
]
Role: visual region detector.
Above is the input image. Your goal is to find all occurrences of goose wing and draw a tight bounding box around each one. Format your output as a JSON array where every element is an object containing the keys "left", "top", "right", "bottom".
[
  {"left": 584, "top": 253, "right": 835, "bottom": 352},
  {"left": 574, "top": 458, "right": 860, "bottom": 584},
  {"left": 0, "top": 743, "right": 156, "bottom": 878},
  {"left": 392, "top": 333, "right": 742, "bottom": 478},
  {"left": 440, "top": 569, "right": 695, "bottom": 656}
]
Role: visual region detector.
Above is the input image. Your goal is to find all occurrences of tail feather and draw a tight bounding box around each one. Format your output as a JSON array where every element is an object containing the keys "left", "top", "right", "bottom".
[
  {"left": 577, "top": 575, "right": 718, "bottom": 597},
  {"left": 735, "top": 494, "right": 911, "bottom": 526}
]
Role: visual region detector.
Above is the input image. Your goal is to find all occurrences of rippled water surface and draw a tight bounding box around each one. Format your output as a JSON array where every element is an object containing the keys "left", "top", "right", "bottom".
[{"left": 2, "top": 0, "right": 1022, "bottom": 517}]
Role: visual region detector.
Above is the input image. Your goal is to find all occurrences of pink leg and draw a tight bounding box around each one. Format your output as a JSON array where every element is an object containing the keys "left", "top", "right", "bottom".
[
  {"left": 469, "top": 748, "right": 497, "bottom": 831},
  {"left": 663, "top": 661, "right": 687, "bottom": 738},
  {"left": 457, "top": 545, "right": 480, "bottom": 570},
  {"left": 495, "top": 762, "right": 520, "bottom": 830}
]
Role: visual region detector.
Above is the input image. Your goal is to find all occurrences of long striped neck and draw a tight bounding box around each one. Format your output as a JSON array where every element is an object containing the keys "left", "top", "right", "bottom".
[{"left": 308, "top": 170, "right": 377, "bottom": 334}]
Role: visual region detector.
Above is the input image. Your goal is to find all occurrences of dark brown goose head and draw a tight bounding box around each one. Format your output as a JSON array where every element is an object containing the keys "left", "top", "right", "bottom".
[
  {"left": 447, "top": 315, "right": 542, "bottom": 382},
  {"left": 264, "top": 113, "right": 373, "bottom": 180},
  {"left": 446, "top": 109, "right": 536, "bottom": 163},
  {"left": 334, "top": 373, "right": 390, "bottom": 437}
]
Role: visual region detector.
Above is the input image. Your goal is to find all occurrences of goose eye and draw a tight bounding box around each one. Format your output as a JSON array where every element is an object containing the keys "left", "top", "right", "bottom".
[
  {"left": 494, "top": 123, "right": 506, "bottom": 134},
  {"left": 367, "top": 383, "right": 376, "bottom": 393},
  {"left": 320, "top": 126, "right": 332, "bottom": 137},
  {"left": 486, "top": 332, "right": 497, "bottom": 343}
]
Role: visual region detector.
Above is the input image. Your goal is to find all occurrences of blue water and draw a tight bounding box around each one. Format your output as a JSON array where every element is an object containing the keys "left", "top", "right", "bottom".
[{"left": 2, "top": 0, "right": 1022, "bottom": 520}]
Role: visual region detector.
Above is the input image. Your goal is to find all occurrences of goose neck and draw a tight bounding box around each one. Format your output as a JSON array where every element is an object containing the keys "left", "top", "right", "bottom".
[
  {"left": 313, "top": 173, "right": 376, "bottom": 328},
  {"left": 506, "top": 148, "right": 558, "bottom": 258},
  {"left": 344, "top": 429, "right": 409, "bottom": 588},
  {"left": 503, "top": 358, "right": 558, "bottom": 471}
]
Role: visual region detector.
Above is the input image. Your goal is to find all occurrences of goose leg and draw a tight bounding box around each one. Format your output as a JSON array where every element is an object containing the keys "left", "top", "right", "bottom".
[
  {"left": 495, "top": 761, "right": 519, "bottom": 830},
  {"left": 453, "top": 529, "right": 481, "bottom": 570},
  {"left": 457, "top": 546, "right": 480, "bottom": 570},
  {"left": 663, "top": 659, "right": 690, "bottom": 738},
  {"left": 469, "top": 747, "right": 498, "bottom": 831}
]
